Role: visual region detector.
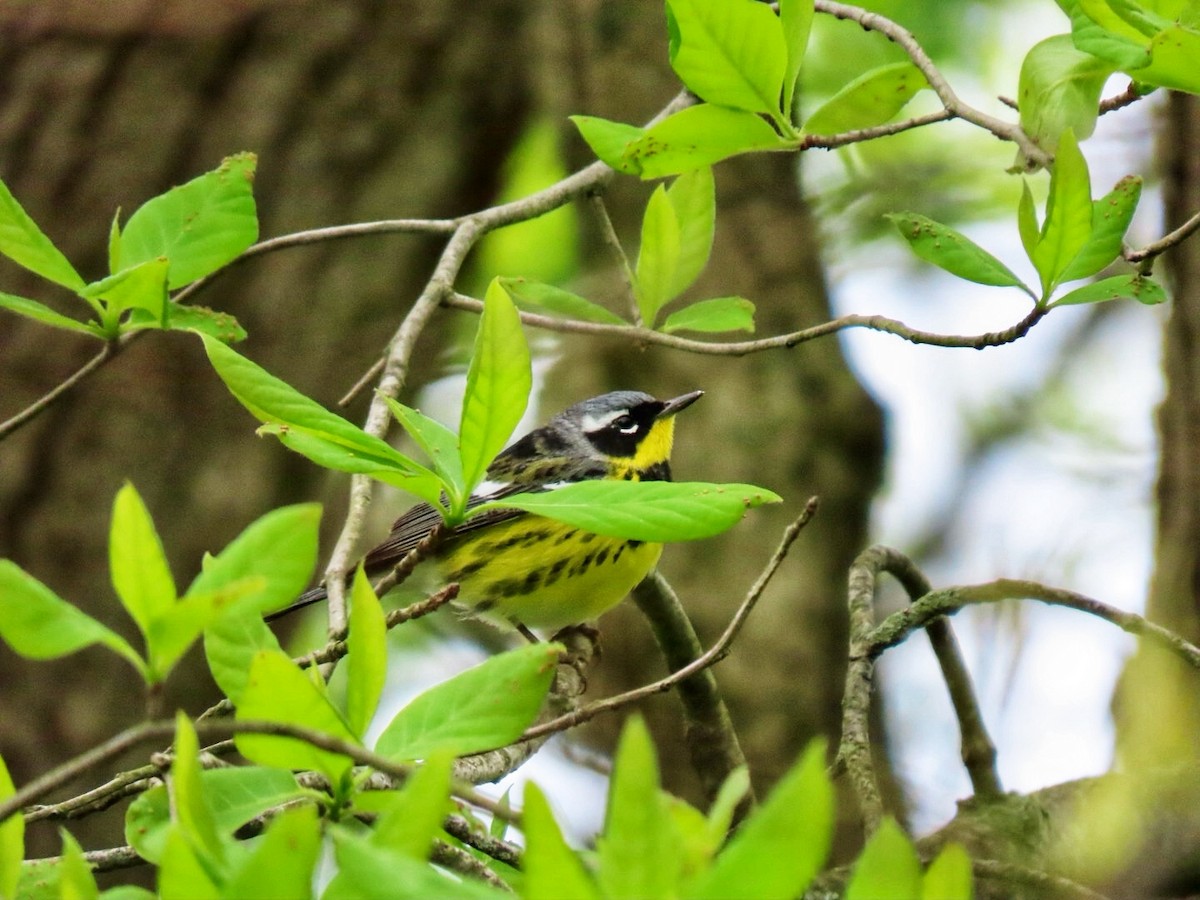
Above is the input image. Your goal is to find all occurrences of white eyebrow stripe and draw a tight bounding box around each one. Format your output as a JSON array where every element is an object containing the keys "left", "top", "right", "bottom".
[{"left": 581, "top": 409, "right": 629, "bottom": 432}]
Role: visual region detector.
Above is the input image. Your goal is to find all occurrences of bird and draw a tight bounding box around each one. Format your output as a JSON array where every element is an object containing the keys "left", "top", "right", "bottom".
[{"left": 274, "top": 389, "right": 703, "bottom": 634}]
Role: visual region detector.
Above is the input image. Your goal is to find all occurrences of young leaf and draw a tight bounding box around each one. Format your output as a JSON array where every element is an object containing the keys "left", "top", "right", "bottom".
[
  {"left": 568, "top": 115, "right": 646, "bottom": 174},
  {"left": 1058, "top": 174, "right": 1142, "bottom": 282},
  {"left": 0, "top": 753, "right": 23, "bottom": 900},
  {"left": 186, "top": 503, "right": 321, "bottom": 618},
  {"left": 780, "top": 0, "right": 814, "bottom": 117},
  {"left": 666, "top": 167, "right": 716, "bottom": 300},
  {"left": 624, "top": 105, "right": 786, "bottom": 179},
  {"left": 235, "top": 650, "right": 358, "bottom": 784},
  {"left": 119, "top": 153, "right": 258, "bottom": 289},
  {"left": 666, "top": 0, "right": 788, "bottom": 116},
  {"left": 596, "top": 716, "right": 680, "bottom": 898},
  {"left": 803, "top": 62, "right": 929, "bottom": 135},
  {"left": 345, "top": 568, "right": 387, "bottom": 740},
  {"left": 1135, "top": 24, "right": 1200, "bottom": 93},
  {"left": 328, "top": 832, "right": 505, "bottom": 900},
  {"left": 0, "top": 177, "right": 85, "bottom": 290},
  {"left": 844, "top": 817, "right": 922, "bottom": 900},
  {"left": 369, "top": 751, "right": 454, "bottom": 860},
  {"left": 0, "top": 292, "right": 101, "bottom": 336},
  {"left": 1051, "top": 273, "right": 1166, "bottom": 307},
  {"left": 203, "top": 606, "right": 285, "bottom": 705},
  {"left": 704, "top": 766, "right": 752, "bottom": 845},
  {"left": 686, "top": 740, "right": 832, "bottom": 900},
  {"left": 222, "top": 805, "right": 322, "bottom": 900},
  {"left": 109, "top": 483, "right": 176, "bottom": 638},
  {"left": 170, "top": 713, "right": 226, "bottom": 870},
  {"left": 58, "top": 829, "right": 100, "bottom": 900},
  {"left": 126, "top": 767, "right": 304, "bottom": 865},
  {"left": 1032, "top": 129, "right": 1094, "bottom": 294},
  {"left": 0, "top": 561, "right": 144, "bottom": 674},
  {"left": 458, "top": 279, "right": 532, "bottom": 498},
  {"left": 635, "top": 185, "right": 682, "bottom": 326},
  {"left": 374, "top": 642, "right": 561, "bottom": 760},
  {"left": 157, "top": 829, "right": 220, "bottom": 900},
  {"left": 886, "top": 213, "right": 1028, "bottom": 290},
  {"left": 1018, "top": 34, "right": 1114, "bottom": 152},
  {"left": 150, "top": 305, "right": 246, "bottom": 343},
  {"left": 921, "top": 842, "right": 973, "bottom": 900},
  {"left": 661, "top": 297, "right": 755, "bottom": 334},
  {"left": 474, "top": 480, "right": 782, "bottom": 543},
  {"left": 382, "top": 397, "right": 466, "bottom": 502},
  {"left": 146, "top": 587, "right": 262, "bottom": 683},
  {"left": 522, "top": 782, "right": 600, "bottom": 900},
  {"left": 1017, "top": 180, "right": 1041, "bottom": 263},
  {"left": 80, "top": 259, "right": 170, "bottom": 333},
  {"left": 497, "top": 277, "right": 627, "bottom": 325}
]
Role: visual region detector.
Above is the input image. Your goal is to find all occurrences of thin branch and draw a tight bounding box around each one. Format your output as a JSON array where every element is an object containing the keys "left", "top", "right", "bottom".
[
  {"left": 1098, "top": 80, "right": 1146, "bottom": 116},
  {"left": 432, "top": 840, "right": 514, "bottom": 892},
  {"left": 803, "top": 109, "right": 954, "bottom": 150},
  {"left": 0, "top": 342, "right": 117, "bottom": 440},
  {"left": 445, "top": 291, "right": 1049, "bottom": 355},
  {"left": 1125, "top": 209, "right": 1200, "bottom": 268},
  {"left": 521, "top": 499, "right": 818, "bottom": 742},
  {"left": 588, "top": 191, "right": 643, "bottom": 326},
  {"left": 868, "top": 578, "right": 1200, "bottom": 668}
]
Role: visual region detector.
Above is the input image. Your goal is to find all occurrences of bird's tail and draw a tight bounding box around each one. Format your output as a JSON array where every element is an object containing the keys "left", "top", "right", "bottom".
[{"left": 264, "top": 584, "right": 328, "bottom": 623}]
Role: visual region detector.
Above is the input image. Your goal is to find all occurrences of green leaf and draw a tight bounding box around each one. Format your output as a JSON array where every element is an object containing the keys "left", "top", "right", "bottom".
[
  {"left": 222, "top": 805, "right": 321, "bottom": 900},
  {"left": 666, "top": 167, "right": 715, "bottom": 299},
  {"left": 146, "top": 588, "right": 258, "bottom": 683},
  {"left": 151, "top": 304, "right": 246, "bottom": 343},
  {"left": 1032, "top": 129, "right": 1094, "bottom": 294},
  {"left": 597, "top": 716, "right": 680, "bottom": 898},
  {"left": 476, "top": 118, "right": 579, "bottom": 285},
  {"left": 780, "top": 0, "right": 814, "bottom": 116},
  {"left": 0, "top": 561, "right": 144, "bottom": 674},
  {"left": 0, "top": 753, "right": 23, "bottom": 900},
  {"left": 635, "top": 185, "right": 681, "bottom": 326},
  {"left": 476, "top": 480, "right": 781, "bottom": 543},
  {"left": 80, "top": 259, "right": 170, "bottom": 332},
  {"left": 203, "top": 606, "right": 284, "bottom": 705},
  {"left": 374, "top": 642, "right": 560, "bottom": 760},
  {"left": 686, "top": 740, "right": 832, "bottom": 900},
  {"left": 157, "top": 829, "right": 220, "bottom": 900},
  {"left": 0, "top": 177, "right": 85, "bottom": 290},
  {"left": 803, "top": 62, "right": 929, "bottom": 135},
  {"left": 886, "top": 213, "right": 1028, "bottom": 290},
  {"left": 98, "top": 887, "right": 158, "bottom": 900},
  {"left": 170, "top": 713, "right": 226, "bottom": 870},
  {"left": 705, "top": 766, "right": 751, "bottom": 845},
  {"left": 109, "top": 483, "right": 176, "bottom": 637},
  {"left": 523, "top": 782, "right": 600, "bottom": 900},
  {"left": 1052, "top": 272, "right": 1167, "bottom": 306},
  {"left": 568, "top": 116, "right": 645, "bottom": 174},
  {"left": 382, "top": 397, "right": 466, "bottom": 503},
  {"left": 1134, "top": 23, "right": 1200, "bottom": 92},
  {"left": 345, "top": 568, "right": 387, "bottom": 740},
  {"left": 1060, "top": 174, "right": 1142, "bottom": 281},
  {"left": 187, "top": 502, "right": 321, "bottom": 618},
  {"left": 1018, "top": 180, "right": 1041, "bottom": 263},
  {"left": 497, "top": 277, "right": 627, "bottom": 325},
  {"left": 58, "top": 829, "right": 100, "bottom": 900},
  {"left": 921, "top": 842, "right": 973, "bottom": 900},
  {"left": 459, "top": 279, "right": 532, "bottom": 500},
  {"left": 369, "top": 751, "right": 454, "bottom": 859},
  {"left": 235, "top": 650, "right": 358, "bottom": 784},
  {"left": 844, "top": 818, "right": 922, "bottom": 900},
  {"left": 661, "top": 297, "right": 755, "bottom": 334},
  {"left": 1064, "top": 0, "right": 1151, "bottom": 69},
  {"left": 1018, "top": 34, "right": 1114, "bottom": 152},
  {"left": 126, "top": 767, "right": 303, "bottom": 865},
  {"left": 119, "top": 153, "right": 258, "bottom": 289},
  {"left": 666, "top": 0, "right": 788, "bottom": 115},
  {"left": 107, "top": 209, "right": 122, "bottom": 276},
  {"left": 200, "top": 335, "right": 432, "bottom": 486},
  {"left": 0, "top": 292, "right": 101, "bottom": 336},
  {"left": 624, "top": 104, "right": 787, "bottom": 180},
  {"left": 327, "top": 832, "right": 505, "bottom": 900}
]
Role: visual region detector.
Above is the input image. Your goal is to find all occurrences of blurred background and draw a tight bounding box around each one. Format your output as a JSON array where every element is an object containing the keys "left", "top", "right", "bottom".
[{"left": 0, "top": 0, "right": 1195, "bottom": 882}]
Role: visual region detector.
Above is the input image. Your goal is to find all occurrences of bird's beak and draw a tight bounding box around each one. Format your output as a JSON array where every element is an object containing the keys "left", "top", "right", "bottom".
[{"left": 658, "top": 390, "right": 704, "bottom": 419}]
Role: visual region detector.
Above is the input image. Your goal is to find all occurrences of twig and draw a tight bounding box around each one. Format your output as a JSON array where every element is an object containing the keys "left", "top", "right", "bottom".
[
  {"left": 588, "top": 191, "right": 643, "bottom": 326},
  {"left": 443, "top": 814, "right": 523, "bottom": 868},
  {"left": 432, "top": 840, "right": 513, "bottom": 891},
  {"left": 521, "top": 499, "right": 818, "bottom": 742},
  {"left": 445, "top": 292, "right": 1049, "bottom": 355},
  {"left": 868, "top": 578, "right": 1200, "bottom": 669},
  {"left": 632, "top": 571, "right": 755, "bottom": 820},
  {"left": 1125, "top": 209, "right": 1200, "bottom": 268},
  {"left": 0, "top": 342, "right": 117, "bottom": 441},
  {"left": 803, "top": 109, "right": 954, "bottom": 149}
]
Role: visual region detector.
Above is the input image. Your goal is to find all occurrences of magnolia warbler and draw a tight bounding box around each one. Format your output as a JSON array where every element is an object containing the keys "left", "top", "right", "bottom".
[{"left": 281, "top": 390, "right": 703, "bottom": 633}]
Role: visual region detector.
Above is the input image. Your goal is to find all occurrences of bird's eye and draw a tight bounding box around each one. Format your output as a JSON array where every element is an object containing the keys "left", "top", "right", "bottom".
[{"left": 612, "top": 414, "right": 638, "bottom": 434}]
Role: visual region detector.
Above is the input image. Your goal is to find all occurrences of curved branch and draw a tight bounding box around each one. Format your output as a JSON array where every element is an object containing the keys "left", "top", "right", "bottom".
[
  {"left": 1125, "top": 209, "right": 1200, "bottom": 268},
  {"left": 0, "top": 342, "right": 118, "bottom": 441}
]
